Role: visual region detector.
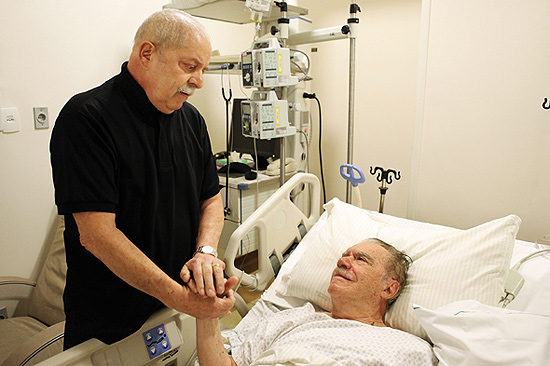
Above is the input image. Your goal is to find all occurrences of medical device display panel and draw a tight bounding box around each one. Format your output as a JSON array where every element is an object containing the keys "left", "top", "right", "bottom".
[
  {"left": 241, "top": 91, "right": 296, "bottom": 140},
  {"left": 241, "top": 38, "right": 298, "bottom": 88}
]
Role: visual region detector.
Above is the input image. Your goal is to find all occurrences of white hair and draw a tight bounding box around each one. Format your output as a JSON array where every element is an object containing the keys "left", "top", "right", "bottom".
[{"left": 133, "top": 9, "right": 210, "bottom": 52}]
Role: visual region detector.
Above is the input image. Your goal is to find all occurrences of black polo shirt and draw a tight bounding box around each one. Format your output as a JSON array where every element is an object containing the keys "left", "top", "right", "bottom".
[{"left": 50, "top": 62, "right": 219, "bottom": 348}]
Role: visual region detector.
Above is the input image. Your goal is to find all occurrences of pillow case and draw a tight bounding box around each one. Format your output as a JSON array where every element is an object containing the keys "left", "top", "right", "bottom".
[
  {"left": 276, "top": 198, "right": 521, "bottom": 340},
  {"left": 414, "top": 300, "right": 550, "bottom": 366}
]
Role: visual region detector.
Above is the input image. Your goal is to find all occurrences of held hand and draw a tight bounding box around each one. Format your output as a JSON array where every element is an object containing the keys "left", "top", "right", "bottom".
[
  {"left": 167, "top": 276, "right": 239, "bottom": 319},
  {"left": 181, "top": 253, "right": 226, "bottom": 297}
]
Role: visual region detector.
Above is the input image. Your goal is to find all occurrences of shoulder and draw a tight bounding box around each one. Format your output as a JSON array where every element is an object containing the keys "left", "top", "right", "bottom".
[{"left": 58, "top": 83, "right": 118, "bottom": 130}]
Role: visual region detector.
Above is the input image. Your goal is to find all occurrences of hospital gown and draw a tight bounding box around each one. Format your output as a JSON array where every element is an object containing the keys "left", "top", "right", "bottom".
[{"left": 223, "top": 301, "right": 436, "bottom": 366}]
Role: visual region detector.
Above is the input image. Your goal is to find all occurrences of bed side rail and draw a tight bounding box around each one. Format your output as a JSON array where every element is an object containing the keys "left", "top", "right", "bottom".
[{"left": 223, "top": 173, "right": 320, "bottom": 291}]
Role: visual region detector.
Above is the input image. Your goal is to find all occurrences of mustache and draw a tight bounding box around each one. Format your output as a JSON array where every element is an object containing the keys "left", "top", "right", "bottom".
[
  {"left": 177, "top": 85, "right": 195, "bottom": 96},
  {"left": 332, "top": 267, "right": 352, "bottom": 280}
]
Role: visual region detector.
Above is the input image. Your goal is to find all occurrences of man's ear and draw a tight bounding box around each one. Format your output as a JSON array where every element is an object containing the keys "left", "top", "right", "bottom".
[
  {"left": 137, "top": 41, "right": 156, "bottom": 69},
  {"left": 383, "top": 279, "right": 400, "bottom": 301}
]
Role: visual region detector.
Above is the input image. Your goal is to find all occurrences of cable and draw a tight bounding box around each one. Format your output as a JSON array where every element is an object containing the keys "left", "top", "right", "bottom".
[
  {"left": 511, "top": 248, "right": 550, "bottom": 271},
  {"left": 289, "top": 48, "right": 311, "bottom": 74},
  {"left": 500, "top": 248, "right": 550, "bottom": 307},
  {"left": 221, "top": 65, "right": 233, "bottom": 216},
  {"left": 303, "top": 92, "right": 326, "bottom": 204}
]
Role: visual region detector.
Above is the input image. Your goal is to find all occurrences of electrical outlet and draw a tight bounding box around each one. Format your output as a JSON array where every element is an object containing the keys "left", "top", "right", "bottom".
[
  {"left": 0, "top": 307, "right": 8, "bottom": 319},
  {"left": 33, "top": 107, "right": 49, "bottom": 129}
]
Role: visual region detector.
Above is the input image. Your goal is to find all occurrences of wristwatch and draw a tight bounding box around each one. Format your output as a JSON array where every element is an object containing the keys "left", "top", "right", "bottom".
[{"left": 194, "top": 245, "right": 218, "bottom": 258}]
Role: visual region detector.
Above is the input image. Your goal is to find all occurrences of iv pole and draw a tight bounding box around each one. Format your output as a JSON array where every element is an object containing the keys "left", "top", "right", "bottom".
[
  {"left": 345, "top": 2, "right": 360, "bottom": 204},
  {"left": 277, "top": 0, "right": 290, "bottom": 187}
]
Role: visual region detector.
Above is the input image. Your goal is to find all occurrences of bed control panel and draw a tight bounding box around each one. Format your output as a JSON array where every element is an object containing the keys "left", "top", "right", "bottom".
[
  {"left": 142, "top": 324, "right": 172, "bottom": 360},
  {"left": 90, "top": 309, "right": 195, "bottom": 366}
]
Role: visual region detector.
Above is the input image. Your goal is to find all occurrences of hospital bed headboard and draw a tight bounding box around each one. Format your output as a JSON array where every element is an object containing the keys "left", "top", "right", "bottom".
[{"left": 223, "top": 173, "right": 320, "bottom": 291}]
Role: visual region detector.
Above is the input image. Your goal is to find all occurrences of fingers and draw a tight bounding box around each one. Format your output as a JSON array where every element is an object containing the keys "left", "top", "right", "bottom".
[
  {"left": 203, "top": 261, "right": 227, "bottom": 297},
  {"left": 182, "top": 254, "right": 227, "bottom": 298},
  {"left": 212, "top": 263, "right": 226, "bottom": 295},
  {"left": 187, "top": 278, "right": 198, "bottom": 293},
  {"left": 202, "top": 263, "right": 215, "bottom": 297},
  {"left": 215, "top": 289, "right": 236, "bottom": 318},
  {"left": 180, "top": 265, "right": 191, "bottom": 284},
  {"left": 224, "top": 276, "right": 239, "bottom": 295}
]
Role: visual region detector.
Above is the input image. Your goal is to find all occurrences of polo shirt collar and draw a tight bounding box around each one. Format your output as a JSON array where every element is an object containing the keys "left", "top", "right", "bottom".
[{"left": 116, "top": 62, "right": 166, "bottom": 119}]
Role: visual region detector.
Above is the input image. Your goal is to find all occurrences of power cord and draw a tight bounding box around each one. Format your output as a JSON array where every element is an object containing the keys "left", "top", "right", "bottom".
[
  {"left": 500, "top": 248, "right": 550, "bottom": 307},
  {"left": 303, "top": 92, "right": 326, "bottom": 204},
  {"left": 221, "top": 65, "right": 233, "bottom": 216}
]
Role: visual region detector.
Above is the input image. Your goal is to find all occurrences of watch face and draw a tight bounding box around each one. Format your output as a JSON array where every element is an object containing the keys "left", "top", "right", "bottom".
[{"left": 197, "top": 246, "right": 217, "bottom": 257}]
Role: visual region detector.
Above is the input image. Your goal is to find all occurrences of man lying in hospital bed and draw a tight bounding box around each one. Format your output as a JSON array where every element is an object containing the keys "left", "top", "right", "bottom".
[
  {"left": 212, "top": 173, "right": 550, "bottom": 366},
  {"left": 195, "top": 239, "right": 436, "bottom": 365}
]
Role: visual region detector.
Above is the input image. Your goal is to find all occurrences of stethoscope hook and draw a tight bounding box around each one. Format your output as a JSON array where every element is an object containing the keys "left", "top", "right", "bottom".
[{"left": 542, "top": 97, "right": 550, "bottom": 110}]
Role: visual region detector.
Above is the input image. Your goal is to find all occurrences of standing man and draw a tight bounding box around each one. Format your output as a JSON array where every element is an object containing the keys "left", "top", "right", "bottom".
[{"left": 50, "top": 9, "right": 233, "bottom": 349}]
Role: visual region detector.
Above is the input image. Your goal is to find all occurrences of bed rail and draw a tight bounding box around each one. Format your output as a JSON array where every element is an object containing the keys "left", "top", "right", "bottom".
[{"left": 223, "top": 173, "right": 321, "bottom": 291}]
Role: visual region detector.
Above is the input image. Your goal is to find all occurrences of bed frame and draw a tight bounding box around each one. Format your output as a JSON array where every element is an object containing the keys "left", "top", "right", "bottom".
[{"left": 223, "top": 173, "right": 321, "bottom": 292}]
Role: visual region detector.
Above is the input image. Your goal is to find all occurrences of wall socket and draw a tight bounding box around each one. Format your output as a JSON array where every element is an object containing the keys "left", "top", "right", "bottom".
[
  {"left": 33, "top": 107, "right": 49, "bottom": 129},
  {"left": 0, "top": 306, "right": 8, "bottom": 320}
]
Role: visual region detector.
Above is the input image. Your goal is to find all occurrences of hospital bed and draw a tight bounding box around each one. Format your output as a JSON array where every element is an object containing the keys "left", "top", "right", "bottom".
[
  {"left": 30, "top": 172, "right": 550, "bottom": 365},
  {"left": 220, "top": 172, "right": 550, "bottom": 365}
]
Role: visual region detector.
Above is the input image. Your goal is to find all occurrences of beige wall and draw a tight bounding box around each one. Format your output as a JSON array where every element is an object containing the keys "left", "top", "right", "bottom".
[{"left": 409, "top": 0, "right": 550, "bottom": 241}]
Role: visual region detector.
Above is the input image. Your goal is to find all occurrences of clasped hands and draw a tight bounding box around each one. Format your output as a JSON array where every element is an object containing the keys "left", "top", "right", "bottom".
[{"left": 180, "top": 252, "right": 239, "bottom": 318}]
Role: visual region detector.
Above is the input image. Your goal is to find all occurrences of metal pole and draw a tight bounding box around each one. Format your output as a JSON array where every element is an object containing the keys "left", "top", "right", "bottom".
[
  {"left": 278, "top": 0, "right": 289, "bottom": 187},
  {"left": 345, "top": 2, "right": 360, "bottom": 203},
  {"left": 279, "top": 138, "right": 286, "bottom": 186},
  {"left": 346, "top": 36, "right": 356, "bottom": 203}
]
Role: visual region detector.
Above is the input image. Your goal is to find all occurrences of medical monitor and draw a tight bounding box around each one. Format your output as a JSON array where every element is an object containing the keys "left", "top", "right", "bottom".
[{"left": 230, "top": 98, "right": 279, "bottom": 170}]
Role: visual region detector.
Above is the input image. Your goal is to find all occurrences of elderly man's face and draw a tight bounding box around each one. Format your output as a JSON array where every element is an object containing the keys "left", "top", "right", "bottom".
[
  {"left": 147, "top": 35, "right": 211, "bottom": 114},
  {"left": 327, "top": 242, "right": 392, "bottom": 303}
]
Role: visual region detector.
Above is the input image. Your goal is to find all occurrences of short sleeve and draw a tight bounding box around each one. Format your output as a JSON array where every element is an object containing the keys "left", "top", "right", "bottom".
[{"left": 50, "top": 102, "right": 118, "bottom": 214}]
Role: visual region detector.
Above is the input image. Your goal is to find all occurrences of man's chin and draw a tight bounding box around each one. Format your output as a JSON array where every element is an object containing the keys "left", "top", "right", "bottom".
[{"left": 163, "top": 98, "right": 188, "bottom": 114}]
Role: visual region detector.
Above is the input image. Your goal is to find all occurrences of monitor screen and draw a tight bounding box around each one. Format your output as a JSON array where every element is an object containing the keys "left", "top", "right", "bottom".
[{"left": 230, "top": 98, "right": 279, "bottom": 170}]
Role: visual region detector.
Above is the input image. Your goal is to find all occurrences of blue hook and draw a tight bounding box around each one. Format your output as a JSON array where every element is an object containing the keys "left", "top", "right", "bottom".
[{"left": 340, "top": 164, "right": 366, "bottom": 187}]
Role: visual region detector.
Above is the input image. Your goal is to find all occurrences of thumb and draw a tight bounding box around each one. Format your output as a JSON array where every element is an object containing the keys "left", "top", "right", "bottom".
[
  {"left": 180, "top": 264, "right": 191, "bottom": 283},
  {"left": 225, "top": 276, "right": 239, "bottom": 292}
]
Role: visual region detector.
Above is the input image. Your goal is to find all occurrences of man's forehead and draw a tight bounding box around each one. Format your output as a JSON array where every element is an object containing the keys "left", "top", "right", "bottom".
[{"left": 346, "top": 242, "right": 389, "bottom": 258}]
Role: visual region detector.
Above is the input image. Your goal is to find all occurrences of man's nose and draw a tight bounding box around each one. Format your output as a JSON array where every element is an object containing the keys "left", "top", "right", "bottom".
[
  {"left": 337, "top": 256, "right": 352, "bottom": 268},
  {"left": 189, "top": 71, "right": 204, "bottom": 89}
]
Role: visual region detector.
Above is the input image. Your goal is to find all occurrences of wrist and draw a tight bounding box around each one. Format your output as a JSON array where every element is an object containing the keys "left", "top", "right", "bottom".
[{"left": 194, "top": 245, "right": 218, "bottom": 258}]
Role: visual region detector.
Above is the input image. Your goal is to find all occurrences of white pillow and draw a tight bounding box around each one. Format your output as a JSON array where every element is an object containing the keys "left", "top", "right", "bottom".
[
  {"left": 414, "top": 300, "right": 550, "bottom": 366},
  {"left": 276, "top": 198, "right": 521, "bottom": 340}
]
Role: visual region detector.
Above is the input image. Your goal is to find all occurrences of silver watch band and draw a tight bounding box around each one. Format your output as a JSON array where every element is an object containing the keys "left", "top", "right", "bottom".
[{"left": 194, "top": 245, "right": 218, "bottom": 258}]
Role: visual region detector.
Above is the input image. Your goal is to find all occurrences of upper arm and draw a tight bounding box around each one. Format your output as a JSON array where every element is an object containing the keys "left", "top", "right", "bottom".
[{"left": 72, "top": 211, "right": 117, "bottom": 249}]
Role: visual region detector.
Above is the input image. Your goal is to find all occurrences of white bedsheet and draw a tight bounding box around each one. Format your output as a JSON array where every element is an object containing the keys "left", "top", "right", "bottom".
[{"left": 222, "top": 300, "right": 436, "bottom": 366}]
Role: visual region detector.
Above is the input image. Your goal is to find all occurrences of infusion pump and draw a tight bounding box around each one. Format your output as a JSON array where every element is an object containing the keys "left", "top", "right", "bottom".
[
  {"left": 241, "top": 38, "right": 298, "bottom": 89},
  {"left": 241, "top": 91, "right": 296, "bottom": 140}
]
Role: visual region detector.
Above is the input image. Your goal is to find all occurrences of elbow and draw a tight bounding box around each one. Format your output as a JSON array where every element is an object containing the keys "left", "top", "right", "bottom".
[{"left": 72, "top": 211, "right": 117, "bottom": 252}]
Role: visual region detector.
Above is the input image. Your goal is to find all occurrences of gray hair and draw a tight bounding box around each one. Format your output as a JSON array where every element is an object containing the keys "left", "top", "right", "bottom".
[
  {"left": 133, "top": 9, "right": 210, "bottom": 52},
  {"left": 364, "top": 238, "right": 412, "bottom": 306}
]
